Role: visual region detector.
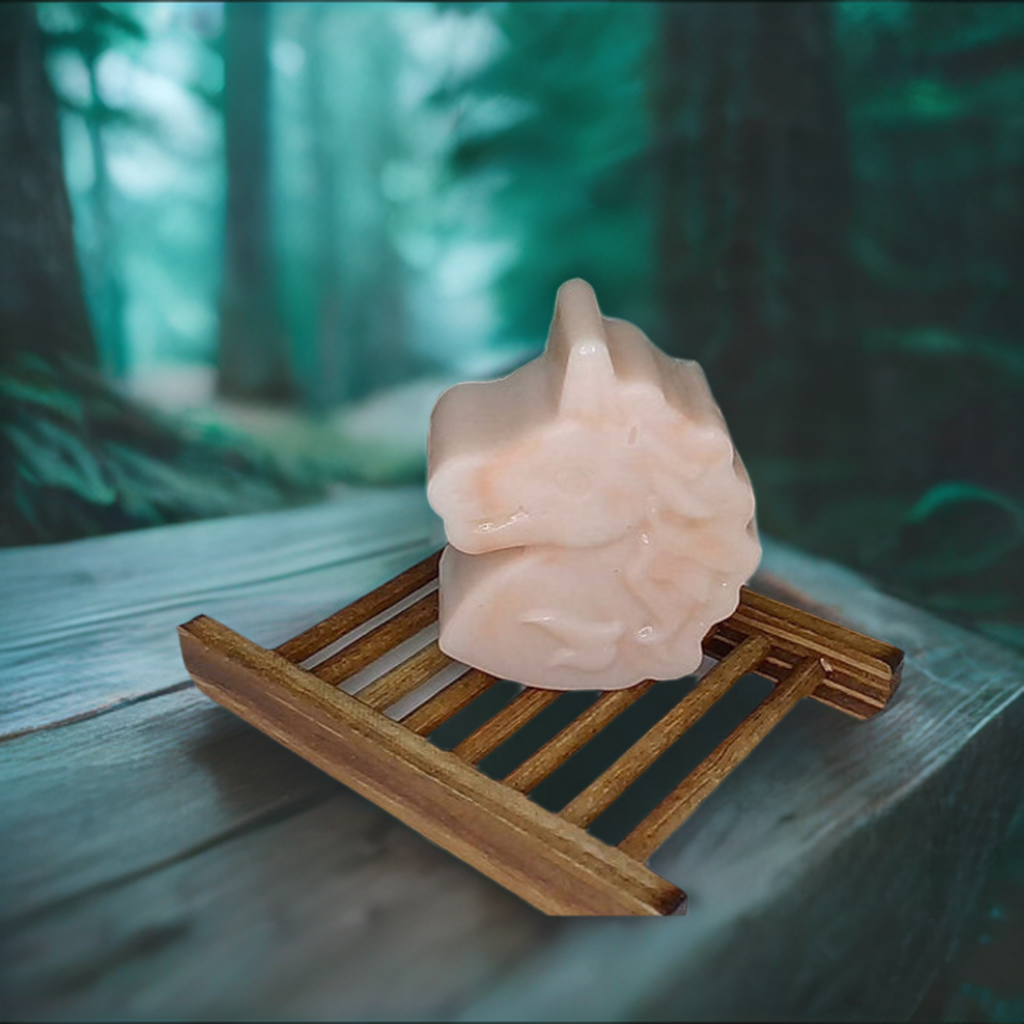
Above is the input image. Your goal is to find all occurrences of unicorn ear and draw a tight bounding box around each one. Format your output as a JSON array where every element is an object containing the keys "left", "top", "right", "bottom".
[{"left": 547, "top": 279, "right": 618, "bottom": 420}]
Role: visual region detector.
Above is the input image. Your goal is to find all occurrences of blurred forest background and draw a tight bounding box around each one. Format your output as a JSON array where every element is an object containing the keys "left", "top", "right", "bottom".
[
  {"left": 3, "top": 5, "right": 1024, "bottom": 1015},
  {"left": 3, "top": 0, "right": 1023, "bottom": 657}
]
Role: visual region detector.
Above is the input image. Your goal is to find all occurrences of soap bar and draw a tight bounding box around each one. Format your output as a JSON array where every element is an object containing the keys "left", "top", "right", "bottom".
[{"left": 427, "top": 279, "right": 761, "bottom": 690}]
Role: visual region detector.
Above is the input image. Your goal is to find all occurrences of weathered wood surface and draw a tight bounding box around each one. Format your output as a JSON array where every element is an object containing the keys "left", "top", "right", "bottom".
[
  {"left": 2, "top": 488, "right": 1023, "bottom": 1020},
  {"left": 0, "top": 487, "right": 441, "bottom": 740}
]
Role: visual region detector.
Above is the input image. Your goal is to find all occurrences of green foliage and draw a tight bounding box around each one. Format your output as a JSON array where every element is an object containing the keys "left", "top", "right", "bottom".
[
  {"left": 38, "top": 3, "right": 148, "bottom": 123},
  {"left": 437, "top": 2, "right": 658, "bottom": 345},
  {"left": 878, "top": 483, "right": 1024, "bottom": 647},
  {"left": 832, "top": 3, "right": 1024, "bottom": 650},
  {"left": 38, "top": 2, "right": 145, "bottom": 55},
  {"left": 896, "top": 482, "right": 1024, "bottom": 579},
  {"left": 0, "top": 355, "right": 324, "bottom": 546}
]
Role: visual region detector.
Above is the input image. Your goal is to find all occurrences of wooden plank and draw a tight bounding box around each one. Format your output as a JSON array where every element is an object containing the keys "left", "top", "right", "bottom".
[
  {"left": 4, "top": 619, "right": 1020, "bottom": 1020},
  {"left": 275, "top": 550, "right": 440, "bottom": 663},
  {"left": 356, "top": 641, "right": 451, "bottom": 711},
  {"left": 3, "top": 493, "right": 1024, "bottom": 1021},
  {"left": 178, "top": 615, "right": 685, "bottom": 917},
  {"left": 0, "top": 686, "right": 338, "bottom": 926},
  {"left": 0, "top": 688, "right": 555, "bottom": 1022},
  {"left": 619, "top": 656, "right": 826, "bottom": 860},
  {"left": 0, "top": 487, "right": 439, "bottom": 739},
  {"left": 560, "top": 635, "right": 771, "bottom": 829},
  {"left": 400, "top": 667, "right": 497, "bottom": 735},
  {"left": 312, "top": 591, "right": 439, "bottom": 686},
  {"left": 451, "top": 688, "right": 562, "bottom": 766},
  {"left": 0, "top": 794, "right": 552, "bottom": 1022},
  {"left": 504, "top": 681, "right": 656, "bottom": 794}
]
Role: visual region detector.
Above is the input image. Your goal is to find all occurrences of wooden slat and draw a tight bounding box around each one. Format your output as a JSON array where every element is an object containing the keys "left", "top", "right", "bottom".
[
  {"left": 275, "top": 551, "right": 440, "bottom": 663},
  {"left": 619, "top": 656, "right": 826, "bottom": 861},
  {"left": 313, "top": 591, "right": 439, "bottom": 686},
  {"left": 178, "top": 615, "right": 686, "bottom": 916},
  {"left": 400, "top": 668, "right": 497, "bottom": 736},
  {"left": 706, "top": 629, "right": 888, "bottom": 720},
  {"left": 560, "top": 636, "right": 772, "bottom": 829},
  {"left": 356, "top": 641, "right": 452, "bottom": 712},
  {"left": 452, "top": 688, "right": 562, "bottom": 766},
  {"left": 503, "top": 681, "right": 657, "bottom": 794}
]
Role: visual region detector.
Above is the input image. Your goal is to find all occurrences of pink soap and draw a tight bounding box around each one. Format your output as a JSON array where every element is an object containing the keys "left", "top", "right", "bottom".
[{"left": 427, "top": 279, "right": 761, "bottom": 690}]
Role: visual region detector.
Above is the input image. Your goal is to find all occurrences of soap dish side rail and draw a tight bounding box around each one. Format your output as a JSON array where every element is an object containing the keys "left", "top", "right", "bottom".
[{"left": 178, "top": 550, "right": 904, "bottom": 917}]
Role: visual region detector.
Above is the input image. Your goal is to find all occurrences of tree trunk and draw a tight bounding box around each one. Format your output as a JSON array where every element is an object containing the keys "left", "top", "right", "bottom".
[
  {"left": 294, "top": 4, "right": 413, "bottom": 409},
  {"left": 0, "top": 2, "right": 98, "bottom": 368},
  {"left": 652, "top": 3, "right": 861, "bottom": 464},
  {"left": 83, "top": 45, "right": 127, "bottom": 378},
  {"left": 218, "top": 2, "right": 292, "bottom": 402},
  {"left": 302, "top": 4, "right": 348, "bottom": 413}
]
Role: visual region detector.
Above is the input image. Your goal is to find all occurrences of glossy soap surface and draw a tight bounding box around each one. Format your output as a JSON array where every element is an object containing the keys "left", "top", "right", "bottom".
[{"left": 427, "top": 279, "right": 761, "bottom": 690}]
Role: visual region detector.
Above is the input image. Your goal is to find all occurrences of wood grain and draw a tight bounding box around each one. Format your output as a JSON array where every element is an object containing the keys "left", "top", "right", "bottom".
[
  {"left": 313, "top": 591, "right": 439, "bottom": 686},
  {"left": 179, "top": 615, "right": 685, "bottom": 916},
  {"left": 0, "top": 686, "right": 340, "bottom": 926},
  {"left": 560, "top": 635, "right": 772, "bottom": 829},
  {"left": 3, "top": 490, "right": 1024, "bottom": 1020},
  {"left": 619, "top": 656, "right": 827, "bottom": 860},
  {"left": 400, "top": 668, "right": 497, "bottom": 736},
  {"left": 452, "top": 688, "right": 562, "bottom": 765},
  {"left": 0, "top": 688, "right": 555, "bottom": 1021},
  {"left": 356, "top": 641, "right": 451, "bottom": 711},
  {"left": 0, "top": 487, "right": 438, "bottom": 739},
  {"left": 704, "top": 586, "right": 904, "bottom": 719},
  {"left": 276, "top": 550, "right": 441, "bottom": 663},
  {"left": 503, "top": 681, "right": 656, "bottom": 794}
]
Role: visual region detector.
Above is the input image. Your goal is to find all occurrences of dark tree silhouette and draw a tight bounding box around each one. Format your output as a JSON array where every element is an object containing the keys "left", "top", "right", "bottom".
[
  {"left": 0, "top": 2, "right": 97, "bottom": 368},
  {"left": 652, "top": 2, "right": 862, "bottom": 464},
  {"left": 287, "top": 3, "right": 415, "bottom": 409},
  {"left": 218, "top": 2, "right": 292, "bottom": 402},
  {"left": 301, "top": 4, "right": 347, "bottom": 412},
  {"left": 37, "top": 2, "right": 145, "bottom": 378}
]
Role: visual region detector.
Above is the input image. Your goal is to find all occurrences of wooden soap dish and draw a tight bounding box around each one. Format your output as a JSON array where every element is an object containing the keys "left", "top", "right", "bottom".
[{"left": 178, "top": 550, "right": 903, "bottom": 917}]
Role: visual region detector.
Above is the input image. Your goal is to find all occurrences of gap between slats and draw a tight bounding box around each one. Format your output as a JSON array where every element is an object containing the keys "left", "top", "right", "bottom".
[
  {"left": 503, "top": 681, "right": 656, "bottom": 794},
  {"left": 298, "top": 580, "right": 438, "bottom": 671},
  {"left": 451, "top": 688, "right": 562, "bottom": 765},
  {"left": 618, "top": 656, "right": 826, "bottom": 861},
  {"left": 277, "top": 551, "right": 441, "bottom": 667},
  {"left": 559, "top": 636, "right": 772, "bottom": 829},
  {"left": 314, "top": 592, "right": 439, "bottom": 686},
  {"left": 358, "top": 641, "right": 452, "bottom": 711},
  {"left": 400, "top": 669, "right": 497, "bottom": 736}
]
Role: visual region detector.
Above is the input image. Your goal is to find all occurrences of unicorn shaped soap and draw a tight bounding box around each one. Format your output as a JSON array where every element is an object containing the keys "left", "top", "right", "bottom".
[{"left": 427, "top": 279, "right": 761, "bottom": 690}]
